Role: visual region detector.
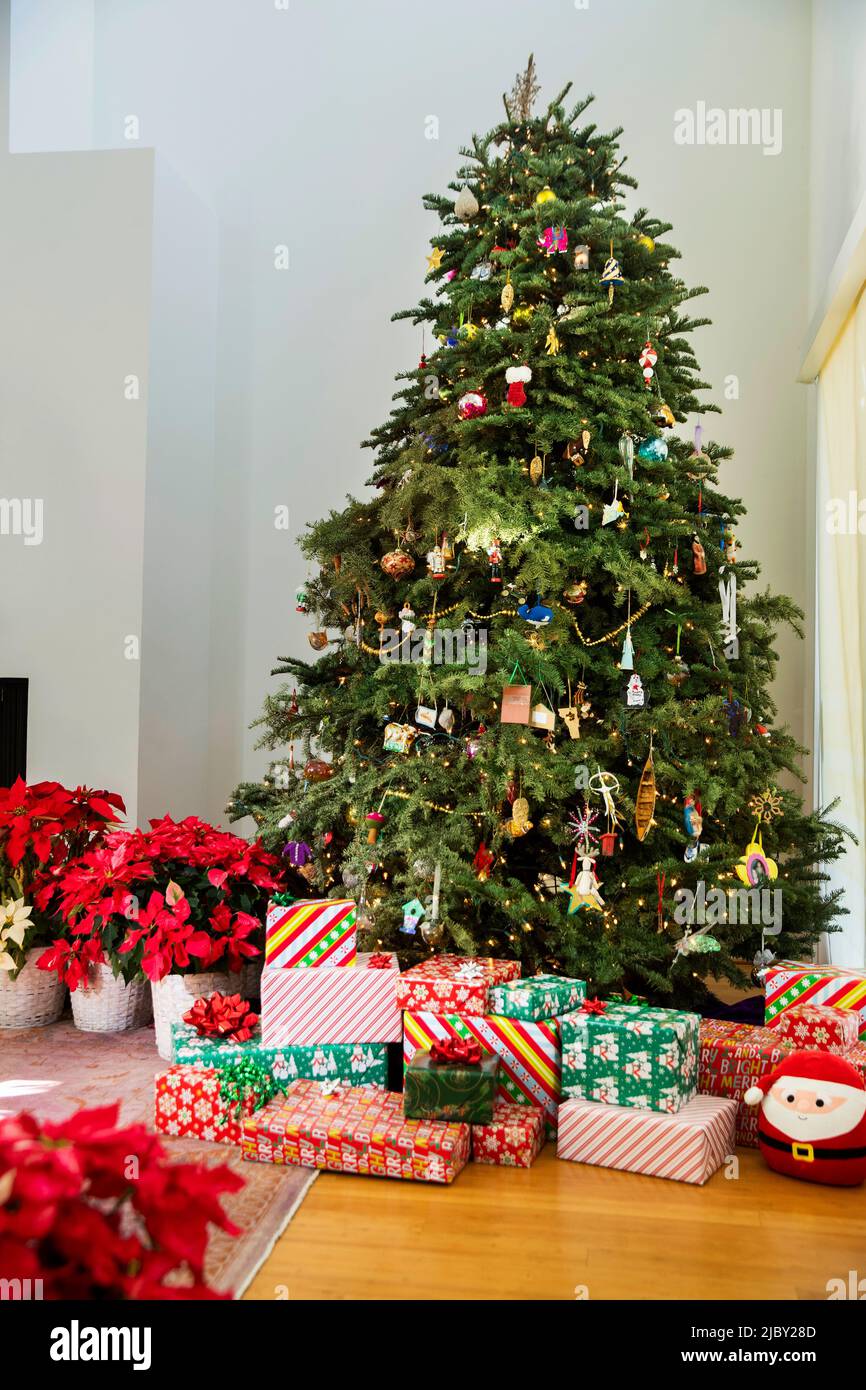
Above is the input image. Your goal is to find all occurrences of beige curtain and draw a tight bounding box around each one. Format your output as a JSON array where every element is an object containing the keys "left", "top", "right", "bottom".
[{"left": 816, "top": 287, "right": 866, "bottom": 967}]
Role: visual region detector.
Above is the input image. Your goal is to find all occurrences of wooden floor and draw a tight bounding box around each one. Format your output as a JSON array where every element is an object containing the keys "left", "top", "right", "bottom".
[{"left": 244, "top": 1144, "right": 865, "bottom": 1300}]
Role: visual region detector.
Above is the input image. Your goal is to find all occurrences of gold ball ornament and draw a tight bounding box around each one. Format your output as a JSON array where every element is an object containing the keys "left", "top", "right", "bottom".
[
  {"left": 308, "top": 630, "right": 328, "bottom": 651},
  {"left": 535, "top": 185, "right": 557, "bottom": 204},
  {"left": 500, "top": 280, "right": 514, "bottom": 313},
  {"left": 529, "top": 454, "right": 543, "bottom": 485},
  {"left": 637, "top": 234, "right": 655, "bottom": 252},
  {"left": 380, "top": 549, "right": 416, "bottom": 580}
]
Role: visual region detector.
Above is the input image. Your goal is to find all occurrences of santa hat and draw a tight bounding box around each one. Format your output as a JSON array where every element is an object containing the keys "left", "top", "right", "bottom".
[{"left": 743, "top": 1049, "right": 865, "bottom": 1107}]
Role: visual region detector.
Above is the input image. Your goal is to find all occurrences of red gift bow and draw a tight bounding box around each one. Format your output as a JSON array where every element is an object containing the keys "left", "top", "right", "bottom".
[
  {"left": 367, "top": 953, "right": 392, "bottom": 969},
  {"left": 183, "top": 991, "right": 259, "bottom": 1042},
  {"left": 581, "top": 998, "right": 608, "bottom": 1015},
  {"left": 429, "top": 1037, "right": 483, "bottom": 1066}
]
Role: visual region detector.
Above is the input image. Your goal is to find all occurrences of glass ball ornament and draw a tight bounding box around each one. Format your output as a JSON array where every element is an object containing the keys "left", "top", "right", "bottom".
[
  {"left": 341, "top": 866, "right": 361, "bottom": 891},
  {"left": 420, "top": 916, "right": 444, "bottom": 946},
  {"left": 637, "top": 436, "right": 668, "bottom": 463},
  {"left": 412, "top": 857, "right": 435, "bottom": 880}
]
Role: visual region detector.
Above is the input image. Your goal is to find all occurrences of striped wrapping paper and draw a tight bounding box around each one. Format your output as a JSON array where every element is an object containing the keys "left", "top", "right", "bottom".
[
  {"left": 557, "top": 1094, "right": 737, "bottom": 1184},
  {"left": 764, "top": 961, "right": 866, "bottom": 1038},
  {"left": 403, "top": 1009, "right": 561, "bottom": 1134},
  {"left": 265, "top": 898, "right": 357, "bottom": 969},
  {"left": 261, "top": 953, "right": 401, "bottom": 1045}
]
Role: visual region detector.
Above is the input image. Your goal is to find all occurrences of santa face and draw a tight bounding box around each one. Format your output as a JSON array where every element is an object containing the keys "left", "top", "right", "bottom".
[{"left": 763, "top": 1075, "right": 866, "bottom": 1142}]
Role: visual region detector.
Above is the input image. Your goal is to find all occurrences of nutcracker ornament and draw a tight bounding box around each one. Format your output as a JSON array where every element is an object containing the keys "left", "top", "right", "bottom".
[
  {"left": 744, "top": 1051, "right": 866, "bottom": 1187},
  {"left": 487, "top": 537, "right": 503, "bottom": 583}
]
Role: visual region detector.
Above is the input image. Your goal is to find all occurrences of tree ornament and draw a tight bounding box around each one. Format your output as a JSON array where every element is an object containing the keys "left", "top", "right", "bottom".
[
  {"left": 666, "top": 624, "right": 689, "bottom": 685},
  {"left": 749, "top": 786, "right": 784, "bottom": 824},
  {"left": 399, "top": 602, "right": 416, "bottom": 634},
  {"left": 420, "top": 916, "right": 444, "bottom": 946},
  {"left": 545, "top": 325, "right": 562, "bottom": 356},
  {"left": 638, "top": 339, "right": 658, "bottom": 388},
  {"left": 303, "top": 758, "right": 333, "bottom": 783},
  {"left": 308, "top": 630, "right": 328, "bottom": 651},
  {"left": 568, "top": 802, "right": 600, "bottom": 854},
  {"left": 426, "top": 542, "right": 447, "bottom": 578},
  {"left": 634, "top": 741, "right": 657, "bottom": 841},
  {"left": 683, "top": 793, "right": 703, "bottom": 840},
  {"left": 505, "top": 364, "right": 532, "bottom": 407},
  {"left": 637, "top": 435, "right": 668, "bottom": 462},
  {"left": 618, "top": 432, "right": 635, "bottom": 479},
  {"left": 401, "top": 898, "right": 425, "bottom": 935},
  {"left": 562, "top": 580, "right": 588, "bottom": 605},
  {"left": 383, "top": 721, "right": 417, "bottom": 753},
  {"left": 507, "top": 796, "right": 533, "bottom": 837},
  {"left": 457, "top": 390, "right": 487, "bottom": 419},
  {"left": 295, "top": 585, "right": 309, "bottom": 613},
  {"left": 602, "top": 479, "right": 627, "bottom": 526},
  {"left": 692, "top": 536, "right": 707, "bottom": 575},
  {"left": 535, "top": 184, "right": 557, "bottom": 204},
  {"left": 564, "top": 855, "right": 605, "bottom": 913},
  {"left": 688, "top": 422, "right": 712, "bottom": 471},
  {"left": 454, "top": 185, "right": 480, "bottom": 220},
  {"left": 538, "top": 225, "right": 567, "bottom": 254},
  {"left": 365, "top": 809, "right": 385, "bottom": 844},
  {"left": 501, "top": 675, "right": 532, "bottom": 724},
  {"left": 573, "top": 244, "right": 590, "bottom": 270},
  {"left": 487, "top": 537, "right": 503, "bottom": 583},
  {"left": 380, "top": 548, "right": 415, "bottom": 579},
  {"left": 426, "top": 246, "right": 445, "bottom": 274},
  {"left": 620, "top": 626, "right": 635, "bottom": 671},
  {"left": 637, "top": 233, "right": 655, "bottom": 252},
  {"left": 652, "top": 401, "right": 676, "bottom": 428},
  {"left": 473, "top": 843, "right": 495, "bottom": 881},
  {"left": 674, "top": 925, "right": 721, "bottom": 957},
  {"left": 529, "top": 452, "right": 544, "bottom": 486},
  {"left": 283, "top": 840, "right": 313, "bottom": 867},
  {"left": 600, "top": 241, "right": 624, "bottom": 304},
  {"left": 465, "top": 722, "right": 486, "bottom": 757},
  {"left": 470, "top": 259, "right": 493, "bottom": 281},
  {"left": 517, "top": 595, "right": 553, "bottom": 626},
  {"left": 558, "top": 680, "right": 586, "bottom": 740},
  {"left": 588, "top": 766, "right": 622, "bottom": 835},
  {"left": 501, "top": 274, "right": 514, "bottom": 313},
  {"left": 529, "top": 701, "right": 556, "bottom": 733},
  {"left": 734, "top": 825, "right": 778, "bottom": 887}
]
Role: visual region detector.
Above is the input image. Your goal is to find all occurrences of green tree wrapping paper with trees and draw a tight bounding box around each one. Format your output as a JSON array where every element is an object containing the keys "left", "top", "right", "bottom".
[{"left": 230, "top": 64, "right": 850, "bottom": 1011}]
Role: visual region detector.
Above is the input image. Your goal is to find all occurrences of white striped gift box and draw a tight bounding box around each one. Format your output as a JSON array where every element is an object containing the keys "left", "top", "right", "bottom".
[
  {"left": 261, "top": 953, "right": 402, "bottom": 1045},
  {"left": 557, "top": 1094, "right": 736, "bottom": 1184}
]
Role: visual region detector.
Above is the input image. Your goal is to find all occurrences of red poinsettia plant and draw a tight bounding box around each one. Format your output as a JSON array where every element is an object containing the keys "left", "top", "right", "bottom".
[
  {"left": 37, "top": 815, "right": 286, "bottom": 989},
  {"left": 0, "top": 1103, "right": 242, "bottom": 1298},
  {"left": 0, "top": 779, "right": 125, "bottom": 977}
]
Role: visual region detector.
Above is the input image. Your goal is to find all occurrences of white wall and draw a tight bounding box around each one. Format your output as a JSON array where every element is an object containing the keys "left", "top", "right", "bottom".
[{"left": 9, "top": 0, "right": 816, "bottom": 821}]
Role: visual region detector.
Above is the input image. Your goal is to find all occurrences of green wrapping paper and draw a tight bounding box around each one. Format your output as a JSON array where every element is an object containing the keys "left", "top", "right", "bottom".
[
  {"left": 487, "top": 974, "right": 586, "bottom": 1022},
  {"left": 403, "top": 1049, "right": 500, "bottom": 1123},
  {"left": 170, "top": 1021, "right": 388, "bottom": 1090},
  {"left": 560, "top": 1003, "right": 699, "bottom": 1113}
]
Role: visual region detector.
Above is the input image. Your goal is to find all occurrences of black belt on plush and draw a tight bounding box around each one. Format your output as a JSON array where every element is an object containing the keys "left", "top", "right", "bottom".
[{"left": 759, "top": 1130, "right": 866, "bottom": 1162}]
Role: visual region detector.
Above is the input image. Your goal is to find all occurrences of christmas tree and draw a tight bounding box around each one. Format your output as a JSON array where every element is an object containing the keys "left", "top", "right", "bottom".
[{"left": 231, "top": 63, "right": 850, "bottom": 1009}]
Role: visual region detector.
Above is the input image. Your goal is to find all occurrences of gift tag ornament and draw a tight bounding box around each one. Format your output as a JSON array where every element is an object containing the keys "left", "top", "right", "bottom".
[
  {"left": 622, "top": 672, "right": 647, "bottom": 708},
  {"left": 735, "top": 827, "right": 778, "bottom": 887}
]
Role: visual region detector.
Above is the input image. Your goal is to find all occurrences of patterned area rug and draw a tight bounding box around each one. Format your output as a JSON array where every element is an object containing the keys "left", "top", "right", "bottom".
[{"left": 0, "top": 1018, "right": 316, "bottom": 1296}]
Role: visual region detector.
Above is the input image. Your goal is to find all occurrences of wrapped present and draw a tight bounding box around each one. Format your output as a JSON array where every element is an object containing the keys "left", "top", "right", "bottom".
[
  {"left": 261, "top": 952, "right": 401, "bottom": 1045},
  {"left": 560, "top": 1002, "right": 699, "bottom": 1113},
  {"left": 171, "top": 1020, "right": 387, "bottom": 1089},
  {"left": 698, "top": 1018, "right": 792, "bottom": 1147},
  {"left": 395, "top": 955, "right": 521, "bottom": 1015},
  {"left": 557, "top": 1094, "right": 736, "bottom": 1184},
  {"left": 487, "top": 973, "right": 586, "bottom": 1022},
  {"left": 404, "top": 1043, "right": 499, "bottom": 1123},
  {"left": 764, "top": 961, "right": 866, "bottom": 1038},
  {"left": 265, "top": 898, "right": 357, "bottom": 969},
  {"left": 154, "top": 1064, "right": 257, "bottom": 1146},
  {"left": 471, "top": 1100, "right": 546, "bottom": 1167},
  {"left": 404, "top": 1009, "right": 561, "bottom": 1134},
  {"left": 847, "top": 1041, "right": 866, "bottom": 1082},
  {"left": 242, "top": 1079, "right": 469, "bottom": 1183},
  {"left": 775, "top": 1002, "right": 859, "bottom": 1055}
]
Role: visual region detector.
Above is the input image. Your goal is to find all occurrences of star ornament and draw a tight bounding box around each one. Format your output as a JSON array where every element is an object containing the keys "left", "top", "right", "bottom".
[
  {"left": 748, "top": 786, "right": 783, "bottom": 824},
  {"left": 426, "top": 246, "right": 445, "bottom": 274}
]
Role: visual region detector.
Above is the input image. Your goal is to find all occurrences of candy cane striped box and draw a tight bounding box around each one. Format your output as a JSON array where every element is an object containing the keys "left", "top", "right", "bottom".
[
  {"left": 764, "top": 961, "right": 866, "bottom": 1038},
  {"left": 403, "top": 1008, "right": 561, "bottom": 1135},
  {"left": 265, "top": 898, "right": 357, "bottom": 969},
  {"left": 557, "top": 1094, "right": 736, "bottom": 1184},
  {"left": 261, "top": 953, "right": 401, "bottom": 1045}
]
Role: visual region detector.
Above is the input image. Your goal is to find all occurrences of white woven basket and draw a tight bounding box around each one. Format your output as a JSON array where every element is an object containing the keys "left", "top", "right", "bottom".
[
  {"left": 71, "top": 962, "right": 152, "bottom": 1033},
  {"left": 0, "top": 947, "right": 66, "bottom": 1029},
  {"left": 151, "top": 970, "right": 235, "bottom": 1059},
  {"left": 231, "top": 957, "right": 263, "bottom": 1001}
]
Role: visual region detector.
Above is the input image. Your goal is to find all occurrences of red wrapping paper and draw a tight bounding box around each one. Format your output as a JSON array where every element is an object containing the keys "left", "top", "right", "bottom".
[
  {"left": 698, "top": 1018, "right": 791, "bottom": 1147},
  {"left": 471, "top": 1101, "right": 546, "bottom": 1167},
  {"left": 154, "top": 1065, "right": 254, "bottom": 1146},
  {"left": 775, "top": 1002, "right": 859, "bottom": 1055},
  {"left": 395, "top": 955, "right": 521, "bottom": 1015}
]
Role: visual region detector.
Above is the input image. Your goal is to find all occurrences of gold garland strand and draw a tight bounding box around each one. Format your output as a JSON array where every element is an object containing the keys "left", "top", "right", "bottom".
[{"left": 357, "top": 601, "right": 653, "bottom": 655}]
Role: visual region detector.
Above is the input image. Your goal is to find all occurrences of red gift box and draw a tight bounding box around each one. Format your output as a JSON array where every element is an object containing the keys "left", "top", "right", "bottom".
[
  {"left": 241, "top": 1079, "right": 469, "bottom": 1183},
  {"left": 775, "top": 1002, "right": 859, "bottom": 1055},
  {"left": 764, "top": 961, "right": 866, "bottom": 1037},
  {"left": 395, "top": 955, "right": 521, "bottom": 1015},
  {"left": 698, "top": 1019, "right": 791, "bottom": 1147},
  {"left": 154, "top": 1065, "right": 254, "bottom": 1146},
  {"left": 471, "top": 1100, "right": 546, "bottom": 1167}
]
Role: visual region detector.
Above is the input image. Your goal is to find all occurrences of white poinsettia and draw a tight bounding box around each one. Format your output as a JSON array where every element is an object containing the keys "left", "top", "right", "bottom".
[{"left": 0, "top": 898, "right": 34, "bottom": 970}]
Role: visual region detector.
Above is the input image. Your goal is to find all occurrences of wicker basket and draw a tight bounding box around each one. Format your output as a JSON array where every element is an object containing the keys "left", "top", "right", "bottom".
[
  {"left": 0, "top": 947, "right": 66, "bottom": 1029},
  {"left": 151, "top": 970, "right": 235, "bottom": 1059},
  {"left": 71, "top": 962, "right": 152, "bottom": 1033},
  {"left": 231, "top": 958, "right": 263, "bottom": 1002}
]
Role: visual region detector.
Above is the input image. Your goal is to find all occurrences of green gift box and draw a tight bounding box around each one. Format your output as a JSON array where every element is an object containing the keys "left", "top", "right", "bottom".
[
  {"left": 560, "top": 1003, "right": 699, "bottom": 1113},
  {"left": 170, "top": 1021, "right": 388, "bottom": 1090},
  {"left": 487, "top": 973, "right": 586, "bottom": 1022},
  {"left": 403, "top": 1048, "right": 500, "bottom": 1123}
]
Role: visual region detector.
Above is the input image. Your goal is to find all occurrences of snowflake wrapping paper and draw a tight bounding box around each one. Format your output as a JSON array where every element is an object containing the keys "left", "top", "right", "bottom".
[
  {"left": 403, "top": 1008, "right": 562, "bottom": 1135},
  {"left": 471, "top": 1100, "right": 546, "bottom": 1167},
  {"left": 774, "top": 1001, "right": 859, "bottom": 1055},
  {"left": 557, "top": 1094, "right": 736, "bottom": 1185},
  {"left": 560, "top": 1003, "right": 700, "bottom": 1114},
  {"left": 486, "top": 973, "right": 586, "bottom": 1022},
  {"left": 698, "top": 1018, "right": 792, "bottom": 1147},
  {"left": 265, "top": 898, "right": 357, "bottom": 969},
  {"left": 154, "top": 1065, "right": 255, "bottom": 1146},
  {"left": 241, "top": 1079, "right": 469, "bottom": 1184},
  {"left": 395, "top": 955, "right": 521, "bottom": 1016},
  {"left": 171, "top": 1021, "right": 388, "bottom": 1089},
  {"left": 764, "top": 961, "right": 866, "bottom": 1038},
  {"left": 260, "top": 952, "right": 402, "bottom": 1045}
]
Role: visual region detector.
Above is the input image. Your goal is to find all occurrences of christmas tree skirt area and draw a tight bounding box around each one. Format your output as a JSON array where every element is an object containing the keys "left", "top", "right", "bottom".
[
  {"left": 243, "top": 1143, "right": 865, "bottom": 1301},
  {"left": 0, "top": 1019, "right": 317, "bottom": 1297}
]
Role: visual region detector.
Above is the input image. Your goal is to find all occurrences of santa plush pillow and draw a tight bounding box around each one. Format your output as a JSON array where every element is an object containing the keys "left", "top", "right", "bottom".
[{"left": 744, "top": 1050, "right": 866, "bottom": 1187}]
